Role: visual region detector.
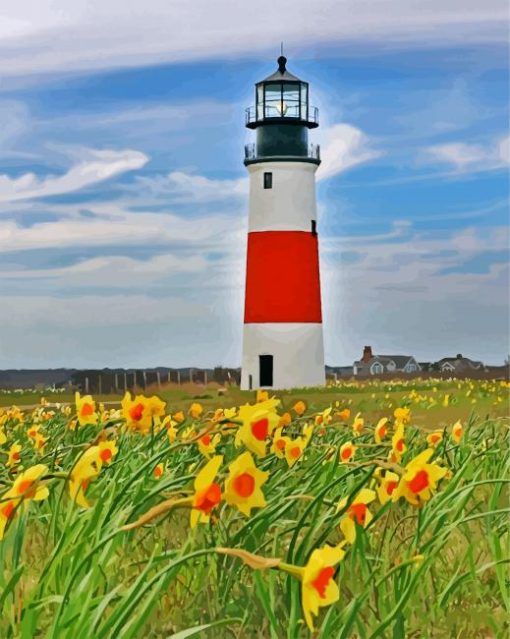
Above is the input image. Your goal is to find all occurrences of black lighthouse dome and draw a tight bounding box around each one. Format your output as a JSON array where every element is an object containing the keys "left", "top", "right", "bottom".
[{"left": 244, "top": 56, "right": 320, "bottom": 166}]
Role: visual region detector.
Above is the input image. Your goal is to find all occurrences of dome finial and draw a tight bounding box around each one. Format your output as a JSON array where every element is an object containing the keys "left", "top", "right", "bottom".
[{"left": 277, "top": 43, "right": 287, "bottom": 74}]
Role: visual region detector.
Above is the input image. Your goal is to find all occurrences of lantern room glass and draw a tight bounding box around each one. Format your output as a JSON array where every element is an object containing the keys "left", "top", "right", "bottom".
[{"left": 257, "top": 81, "right": 309, "bottom": 120}]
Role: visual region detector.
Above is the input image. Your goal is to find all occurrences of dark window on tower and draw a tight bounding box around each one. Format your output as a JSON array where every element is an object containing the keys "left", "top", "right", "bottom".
[
  {"left": 311, "top": 220, "right": 317, "bottom": 235},
  {"left": 263, "top": 172, "right": 273, "bottom": 189}
]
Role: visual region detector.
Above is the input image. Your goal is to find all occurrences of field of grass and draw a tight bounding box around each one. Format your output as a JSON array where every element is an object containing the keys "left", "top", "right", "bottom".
[{"left": 0, "top": 378, "right": 508, "bottom": 638}]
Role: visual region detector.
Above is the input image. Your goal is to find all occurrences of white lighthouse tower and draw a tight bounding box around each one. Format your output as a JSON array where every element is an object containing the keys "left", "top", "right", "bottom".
[{"left": 240, "top": 55, "right": 325, "bottom": 390}]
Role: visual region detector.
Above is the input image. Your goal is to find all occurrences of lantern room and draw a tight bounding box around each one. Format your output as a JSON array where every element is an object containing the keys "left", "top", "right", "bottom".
[{"left": 245, "top": 56, "right": 319, "bottom": 129}]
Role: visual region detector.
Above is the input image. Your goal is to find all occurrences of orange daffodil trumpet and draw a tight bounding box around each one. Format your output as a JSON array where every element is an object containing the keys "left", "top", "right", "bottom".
[
  {"left": 75, "top": 392, "right": 98, "bottom": 427},
  {"left": 224, "top": 451, "right": 268, "bottom": 517},
  {"left": 392, "top": 448, "right": 447, "bottom": 506}
]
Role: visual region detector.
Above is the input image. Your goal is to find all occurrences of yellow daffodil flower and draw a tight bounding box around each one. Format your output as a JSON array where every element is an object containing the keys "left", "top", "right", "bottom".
[
  {"left": 190, "top": 455, "right": 223, "bottom": 528},
  {"left": 339, "top": 441, "right": 356, "bottom": 463},
  {"left": 392, "top": 448, "right": 447, "bottom": 506},
  {"left": 452, "top": 420, "right": 463, "bottom": 444},
  {"left": 374, "top": 417, "right": 389, "bottom": 443},
  {"left": 224, "top": 451, "right": 268, "bottom": 517},
  {"left": 235, "top": 399, "right": 280, "bottom": 458},
  {"left": 75, "top": 392, "right": 98, "bottom": 427},
  {"left": 338, "top": 488, "right": 376, "bottom": 543},
  {"left": 293, "top": 400, "right": 306, "bottom": 416}
]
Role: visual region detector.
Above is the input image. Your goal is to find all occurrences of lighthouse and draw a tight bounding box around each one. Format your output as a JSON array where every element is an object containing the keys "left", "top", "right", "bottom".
[{"left": 240, "top": 55, "right": 325, "bottom": 390}]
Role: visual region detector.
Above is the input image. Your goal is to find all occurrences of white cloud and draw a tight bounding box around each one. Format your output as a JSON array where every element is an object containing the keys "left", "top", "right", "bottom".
[
  {"left": 134, "top": 171, "right": 249, "bottom": 203},
  {"left": 425, "top": 134, "right": 509, "bottom": 173},
  {"left": 0, "top": 148, "right": 149, "bottom": 202},
  {"left": 0, "top": 1, "right": 506, "bottom": 78},
  {"left": 0, "top": 202, "right": 246, "bottom": 253},
  {"left": 317, "top": 124, "right": 382, "bottom": 180}
]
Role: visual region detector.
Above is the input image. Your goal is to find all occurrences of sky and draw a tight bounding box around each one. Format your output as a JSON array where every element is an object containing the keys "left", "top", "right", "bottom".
[{"left": 0, "top": 1, "right": 508, "bottom": 369}]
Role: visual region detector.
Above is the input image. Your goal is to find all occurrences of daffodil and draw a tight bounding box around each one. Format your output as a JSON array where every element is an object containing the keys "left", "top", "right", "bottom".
[
  {"left": 189, "top": 402, "right": 203, "bottom": 419},
  {"left": 146, "top": 395, "right": 166, "bottom": 420},
  {"left": 285, "top": 437, "right": 307, "bottom": 467},
  {"left": 98, "top": 440, "right": 118, "bottom": 464},
  {"left": 452, "top": 420, "right": 463, "bottom": 444},
  {"left": 75, "top": 392, "right": 98, "bottom": 427},
  {"left": 121, "top": 393, "right": 152, "bottom": 434},
  {"left": 338, "top": 488, "right": 376, "bottom": 543},
  {"left": 190, "top": 455, "right": 223, "bottom": 528},
  {"left": 394, "top": 407, "right": 411, "bottom": 425},
  {"left": 173, "top": 410, "right": 185, "bottom": 424},
  {"left": 281, "top": 544, "right": 346, "bottom": 631},
  {"left": 33, "top": 433, "right": 48, "bottom": 454},
  {"left": 278, "top": 412, "right": 292, "bottom": 428},
  {"left": 314, "top": 406, "right": 332, "bottom": 426},
  {"left": 224, "top": 452, "right": 268, "bottom": 517},
  {"left": 271, "top": 428, "right": 290, "bottom": 459},
  {"left": 339, "top": 441, "right": 356, "bottom": 463},
  {"left": 390, "top": 422, "right": 406, "bottom": 463},
  {"left": 153, "top": 463, "right": 164, "bottom": 479},
  {"left": 0, "top": 464, "right": 49, "bottom": 539},
  {"left": 198, "top": 432, "right": 221, "bottom": 459},
  {"left": 352, "top": 412, "right": 364, "bottom": 435},
  {"left": 235, "top": 399, "right": 280, "bottom": 458},
  {"left": 375, "top": 470, "right": 400, "bottom": 505},
  {"left": 426, "top": 431, "right": 443, "bottom": 447},
  {"left": 256, "top": 390, "right": 269, "bottom": 403},
  {"left": 336, "top": 408, "right": 350, "bottom": 422},
  {"left": 7, "top": 443, "right": 22, "bottom": 468},
  {"left": 293, "top": 400, "right": 306, "bottom": 416},
  {"left": 68, "top": 447, "right": 102, "bottom": 508},
  {"left": 374, "top": 417, "right": 388, "bottom": 443},
  {"left": 392, "top": 449, "right": 447, "bottom": 506}
]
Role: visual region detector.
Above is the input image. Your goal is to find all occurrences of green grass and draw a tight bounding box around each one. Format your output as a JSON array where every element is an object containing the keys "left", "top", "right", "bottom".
[{"left": 0, "top": 378, "right": 508, "bottom": 638}]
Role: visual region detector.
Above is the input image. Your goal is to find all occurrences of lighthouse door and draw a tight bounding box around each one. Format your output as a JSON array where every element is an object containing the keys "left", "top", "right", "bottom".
[{"left": 259, "top": 355, "right": 273, "bottom": 387}]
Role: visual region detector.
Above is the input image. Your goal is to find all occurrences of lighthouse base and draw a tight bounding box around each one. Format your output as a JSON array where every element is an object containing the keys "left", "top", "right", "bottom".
[{"left": 240, "top": 323, "right": 325, "bottom": 390}]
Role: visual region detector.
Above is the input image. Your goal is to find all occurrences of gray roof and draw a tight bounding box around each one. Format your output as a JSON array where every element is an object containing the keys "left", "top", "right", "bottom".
[
  {"left": 378, "top": 355, "right": 415, "bottom": 367},
  {"left": 262, "top": 67, "right": 301, "bottom": 82},
  {"left": 353, "top": 355, "right": 417, "bottom": 370},
  {"left": 438, "top": 357, "right": 483, "bottom": 370}
]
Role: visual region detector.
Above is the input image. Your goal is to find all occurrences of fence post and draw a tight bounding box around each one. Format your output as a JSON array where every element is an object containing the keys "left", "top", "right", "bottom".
[
  {"left": 204, "top": 370, "right": 208, "bottom": 385},
  {"left": 177, "top": 370, "right": 181, "bottom": 385},
  {"left": 143, "top": 370, "right": 147, "bottom": 390},
  {"left": 85, "top": 377, "right": 89, "bottom": 393},
  {"left": 157, "top": 371, "right": 161, "bottom": 389},
  {"left": 189, "top": 368, "right": 193, "bottom": 383}
]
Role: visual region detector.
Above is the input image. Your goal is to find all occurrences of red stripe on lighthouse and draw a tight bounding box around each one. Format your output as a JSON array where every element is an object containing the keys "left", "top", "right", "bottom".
[{"left": 244, "top": 231, "right": 322, "bottom": 323}]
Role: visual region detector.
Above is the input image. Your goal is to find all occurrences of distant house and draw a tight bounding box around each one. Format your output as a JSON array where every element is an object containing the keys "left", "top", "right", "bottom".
[
  {"left": 435, "top": 354, "right": 483, "bottom": 373},
  {"left": 353, "top": 346, "right": 421, "bottom": 376}
]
